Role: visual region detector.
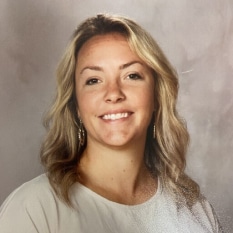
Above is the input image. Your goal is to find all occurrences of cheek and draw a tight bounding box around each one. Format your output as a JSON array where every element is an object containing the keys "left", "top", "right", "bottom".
[
  {"left": 76, "top": 92, "right": 97, "bottom": 119},
  {"left": 75, "top": 92, "right": 86, "bottom": 118},
  {"left": 76, "top": 97, "right": 87, "bottom": 119},
  {"left": 139, "top": 86, "right": 154, "bottom": 109}
]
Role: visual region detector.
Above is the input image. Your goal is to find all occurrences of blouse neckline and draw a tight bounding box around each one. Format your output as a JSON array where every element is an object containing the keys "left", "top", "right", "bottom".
[{"left": 73, "top": 177, "right": 161, "bottom": 210}]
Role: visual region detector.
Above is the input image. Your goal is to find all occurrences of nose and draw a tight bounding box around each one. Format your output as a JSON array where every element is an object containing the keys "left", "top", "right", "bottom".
[{"left": 104, "top": 81, "right": 126, "bottom": 103}]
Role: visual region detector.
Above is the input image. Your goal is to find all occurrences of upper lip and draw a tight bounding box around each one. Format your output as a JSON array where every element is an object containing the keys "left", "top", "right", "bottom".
[{"left": 99, "top": 110, "right": 133, "bottom": 118}]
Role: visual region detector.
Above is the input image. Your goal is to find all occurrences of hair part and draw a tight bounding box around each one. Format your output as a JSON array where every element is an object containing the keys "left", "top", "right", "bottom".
[{"left": 40, "top": 13, "right": 199, "bottom": 206}]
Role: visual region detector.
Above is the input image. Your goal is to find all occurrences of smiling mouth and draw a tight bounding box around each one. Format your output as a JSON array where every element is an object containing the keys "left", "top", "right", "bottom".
[{"left": 101, "top": 112, "right": 131, "bottom": 120}]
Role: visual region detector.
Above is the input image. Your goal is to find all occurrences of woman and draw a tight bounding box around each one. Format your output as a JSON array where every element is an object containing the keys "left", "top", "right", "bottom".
[{"left": 0, "top": 14, "right": 222, "bottom": 232}]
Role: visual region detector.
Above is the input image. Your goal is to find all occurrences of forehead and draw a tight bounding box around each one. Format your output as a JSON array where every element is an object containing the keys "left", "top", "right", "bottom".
[
  {"left": 76, "top": 33, "right": 143, "bottom": 66},
  {"left": 79, "top": 33, "right": 128, "bottom": 52}
]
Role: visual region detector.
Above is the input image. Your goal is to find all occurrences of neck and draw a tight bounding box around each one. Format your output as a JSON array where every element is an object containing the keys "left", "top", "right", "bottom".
[{"left": 77, "top": 141, "right": 157, "bottom": 205}]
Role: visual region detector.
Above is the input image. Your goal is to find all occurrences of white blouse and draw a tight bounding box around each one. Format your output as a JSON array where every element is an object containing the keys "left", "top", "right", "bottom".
[{"left": 0, "top": 174, "right": 222, "bottom": 233}]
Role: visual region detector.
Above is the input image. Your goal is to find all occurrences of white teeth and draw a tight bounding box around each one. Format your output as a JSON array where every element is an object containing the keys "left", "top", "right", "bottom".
[{"left": 102, "top": 113, "right": 129, "bottom": 120}]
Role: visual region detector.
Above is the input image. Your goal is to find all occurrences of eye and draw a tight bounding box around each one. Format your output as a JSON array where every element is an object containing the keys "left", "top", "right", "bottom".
[
  {"left": 85, "top": 78, "right": 100, "bottom": 85},
  {"left": 127, "top": 73, "right": 143, "bottom": 80}
]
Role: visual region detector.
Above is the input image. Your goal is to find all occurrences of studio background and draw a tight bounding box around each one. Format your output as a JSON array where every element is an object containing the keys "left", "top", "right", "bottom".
[{"left": 0, "top": 0, "right": 232, "bottom": 231}]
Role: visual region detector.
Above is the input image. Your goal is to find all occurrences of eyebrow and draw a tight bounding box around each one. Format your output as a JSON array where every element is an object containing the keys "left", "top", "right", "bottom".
[
  {"left": 79, "top": 60, "right": 144, "bottom": 74},
  {"left": 119, "top": 60, "right": 144, "bottom": 70}
]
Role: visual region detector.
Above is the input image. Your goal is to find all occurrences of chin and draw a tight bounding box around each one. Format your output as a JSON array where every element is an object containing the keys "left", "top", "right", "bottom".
[{"left": 101, "top": 137, "right": 138, "bottom": 149}]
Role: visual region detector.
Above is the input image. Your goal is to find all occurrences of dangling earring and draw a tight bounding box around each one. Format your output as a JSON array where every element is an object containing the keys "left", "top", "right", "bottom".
[
  {"left": 153, "top": 122, "right": 156, "bottom": 139},
  {"left": 78, "top": 118, "right": 85, "bottom": 146}
]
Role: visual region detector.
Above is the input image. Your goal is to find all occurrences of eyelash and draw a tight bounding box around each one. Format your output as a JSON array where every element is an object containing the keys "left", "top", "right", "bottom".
[
  {"left": 127, "top": 73, "right": 143, "bottom": 80},
  {"left": 85, "top": 73, "right": 143, "bottom": 85},
  {"left": 85, "top": 78, "right": 100, "bottom": 85}
]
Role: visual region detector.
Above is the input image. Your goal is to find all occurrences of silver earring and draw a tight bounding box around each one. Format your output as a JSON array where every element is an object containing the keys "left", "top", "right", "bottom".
[
  {"left": 153, "top": 123, "right": 156, "bottom": 139},
  {"left": 78, "top": 118, "right": 85, "bottom": 146}
]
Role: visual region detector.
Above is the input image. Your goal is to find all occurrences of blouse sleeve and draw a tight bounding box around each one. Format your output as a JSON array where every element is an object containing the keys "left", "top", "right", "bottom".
[
  {"left": 193, "top": 196, "right": 224, "bottom": 233},
  {"left": 0, "top": 179, "right": 56, "bottom": 233}
]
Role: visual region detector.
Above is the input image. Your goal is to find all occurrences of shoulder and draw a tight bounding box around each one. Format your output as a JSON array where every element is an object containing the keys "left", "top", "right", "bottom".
[
  {"left": 1, "top": 174, "right": 54, "bottom": 211},
  {"left": 0, "top": 174, "right": 63, "bottom": 233},
  {"left": 158, "top": 186, "right": 223, "bottom": 232},
  {"left": 191, "top": 195, "right": 223, "bottom": 232}
]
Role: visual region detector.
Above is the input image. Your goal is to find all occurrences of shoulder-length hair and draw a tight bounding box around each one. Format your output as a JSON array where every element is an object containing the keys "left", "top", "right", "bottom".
[{"left": 40, "top": 14, "right": 199, "bottom": 206}]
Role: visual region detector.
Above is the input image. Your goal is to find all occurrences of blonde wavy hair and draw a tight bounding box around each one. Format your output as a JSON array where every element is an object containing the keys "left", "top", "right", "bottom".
[{"left": 40, "top": 14, "right": 199, "bottom": 206}]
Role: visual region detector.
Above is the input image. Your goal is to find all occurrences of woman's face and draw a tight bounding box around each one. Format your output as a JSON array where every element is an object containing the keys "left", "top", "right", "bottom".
[{"left": 75, "top": 33, "right": 155, "bottom": 149}]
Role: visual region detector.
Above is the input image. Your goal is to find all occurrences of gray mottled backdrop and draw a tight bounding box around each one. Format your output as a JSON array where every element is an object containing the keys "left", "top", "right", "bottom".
[{"left": 0, "top": 0, "right": 232, "bottom": 231}]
